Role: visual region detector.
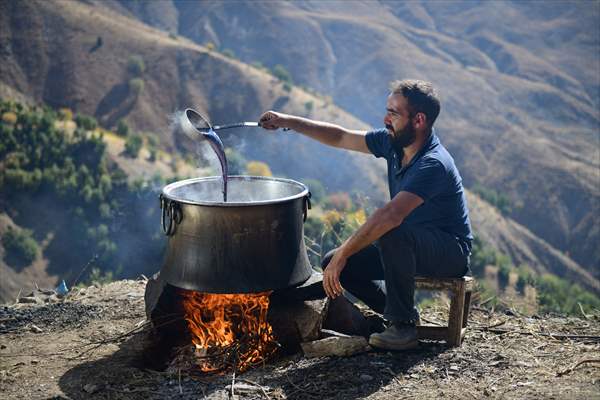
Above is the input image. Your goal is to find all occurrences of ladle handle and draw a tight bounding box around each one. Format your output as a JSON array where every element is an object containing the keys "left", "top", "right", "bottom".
[{"left": 212, "top": 122, "right": 290, "bottom": 131}]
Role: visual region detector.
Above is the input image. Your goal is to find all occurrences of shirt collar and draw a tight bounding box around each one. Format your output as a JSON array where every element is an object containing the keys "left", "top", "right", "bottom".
[{"left": 396, "top": 129, "right": 439, "bottom": 174}]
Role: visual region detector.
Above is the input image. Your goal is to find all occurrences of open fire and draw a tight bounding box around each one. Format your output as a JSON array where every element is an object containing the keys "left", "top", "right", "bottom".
[{"left": 179, "top": 289, "right": 278, "bottom": 373}]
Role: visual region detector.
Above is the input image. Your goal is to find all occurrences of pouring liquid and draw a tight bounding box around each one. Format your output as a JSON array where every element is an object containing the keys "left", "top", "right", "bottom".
[
  {"left": 184, "top": 110, "right": 229, "bottom": 202},
  {"left": 201, "top": 129, "right": 228, "bottom": 202}
]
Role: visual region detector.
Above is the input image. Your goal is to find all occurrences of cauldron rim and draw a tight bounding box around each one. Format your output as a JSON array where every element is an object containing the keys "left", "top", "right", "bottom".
[{"left": 162, "top": 175, "right": 309, "bottom": 207}]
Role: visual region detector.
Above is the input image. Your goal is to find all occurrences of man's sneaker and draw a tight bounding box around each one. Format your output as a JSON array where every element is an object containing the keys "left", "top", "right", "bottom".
[{"left": 368, "top": 323, "right": 418, "bottom": 350}]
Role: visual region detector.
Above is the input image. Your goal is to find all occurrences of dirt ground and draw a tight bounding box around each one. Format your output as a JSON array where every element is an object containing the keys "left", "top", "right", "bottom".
[{"left": 1, "top": 280, "right": 599, "bottom": 400}]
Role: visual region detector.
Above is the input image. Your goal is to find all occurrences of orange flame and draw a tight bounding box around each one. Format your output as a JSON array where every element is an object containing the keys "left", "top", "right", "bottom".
[{"left": 180, "top": 290, "right": 277, "bottom": 373}]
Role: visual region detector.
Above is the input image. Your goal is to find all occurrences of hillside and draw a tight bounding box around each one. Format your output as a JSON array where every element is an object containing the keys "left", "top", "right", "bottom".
[
  {"left": 0, "top": 0, "right": 385, "bottom": 199},
  {"left": 0, "top": 0, "right": 599, "bottom": 297},
  {"left": 0, "top": 280, "right": 598, "bottom": 399},
  {"left": 107, "top": 0, "right": 600, "bottom": 281}
]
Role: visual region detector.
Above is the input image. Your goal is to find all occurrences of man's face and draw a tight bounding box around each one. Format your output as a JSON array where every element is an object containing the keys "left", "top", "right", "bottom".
[{"left": 384, "top": 94, "right": 416, "bottom": 152}]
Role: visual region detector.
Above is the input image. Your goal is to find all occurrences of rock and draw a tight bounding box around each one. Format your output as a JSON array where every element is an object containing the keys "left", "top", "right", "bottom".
[
  {"left": 360, "top": 374, "right": 374, "bottom": 382},
  {"left": 30, "top": 324, "right": 43, "bottom": 333},
  {"left": 19, "top": 296, "right": 41, "bottom": 304},
  {"left": 144, "top": 272, "right": 166, "bottom": 320}
]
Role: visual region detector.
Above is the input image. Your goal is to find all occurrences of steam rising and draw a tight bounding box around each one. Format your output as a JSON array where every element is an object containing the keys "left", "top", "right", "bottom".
[
  {"left": 165, "top": 177, "right": 308, "bottom": 204},
  {"left": 171, "top": 110, "right": 228, "bottom": 201}
]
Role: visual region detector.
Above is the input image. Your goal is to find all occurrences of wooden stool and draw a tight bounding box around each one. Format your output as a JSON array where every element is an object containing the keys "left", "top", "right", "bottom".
[{"left": 415, "top": 276, "right": 474, "bottom": 347}]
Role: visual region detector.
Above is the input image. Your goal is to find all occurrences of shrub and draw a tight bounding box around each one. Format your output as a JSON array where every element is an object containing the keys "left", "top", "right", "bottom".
[
  {"left": 148, "top": 148, "right": 157, "bottom": 162},
  {"left": 124, "top": 134, "right": 143, "bottom": 158},
  {"left": 205, "top": 42, "right": 215, "bottom": 51},
  {"left": 221, "top": 48, "right": 235, "bottom": 58},
  {"left": 272, "top": 64, "right": 292, "bottom": 83},
  {"left": 246, "top": 161, "right": 272, "bottom": 177},
  {"left": 127, "top": 55, "right": 145, "bottom": 77},
  {"left": 283, "top": 82, "right": 292, "bottom": 92},
  {"left": 75, "top": 114, "right": 98, "bottom": 131},
  {"left": 324, "top": 192, "right": 353, "bottom": 211},
  {"left": 116, "top": 120, "right": 130, "bottom": 137},
  {"left": 304, "top": 101, "right": 314, "bottom": 114},
  {"left": 58, "top": 108, "right": 73, "bottom": 121},
  {"left": 87, "top": 267, "right": 114, "bottom": 286},
  {"left": 472, "top": 183, "right": 512, "bottom": 214},
  {"left": 2, "top": 227, "right": 38, "bottom": 269},
  {"left": 128, "top": 78, "right": 144, "bottom": 96},
  {"left": 1, "top": 111, "right": 17, "bottom": 125}
]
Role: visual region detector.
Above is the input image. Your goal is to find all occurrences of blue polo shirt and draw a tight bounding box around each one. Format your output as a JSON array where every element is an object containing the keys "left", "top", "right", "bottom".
[{"left": 365, "top": 128, "right": 473, "bottom": 250}]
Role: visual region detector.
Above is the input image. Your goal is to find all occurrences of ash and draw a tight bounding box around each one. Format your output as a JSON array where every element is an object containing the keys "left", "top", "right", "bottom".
[{"left": 0, "top": 302, "right": 105, "bottom": 334}]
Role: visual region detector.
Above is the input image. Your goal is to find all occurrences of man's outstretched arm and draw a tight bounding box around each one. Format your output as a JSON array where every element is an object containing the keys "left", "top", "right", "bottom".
[
  {"left": 322, "top": 191, "right": 424, "bottom": 298},
  {"left": 259, "top": 111, "right": 370, "bottom": 154}
]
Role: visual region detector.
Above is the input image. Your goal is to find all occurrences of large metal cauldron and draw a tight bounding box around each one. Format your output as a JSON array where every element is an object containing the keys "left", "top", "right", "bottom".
[{"left": 159, "top": 176, "right": 313, "bottom": 293}]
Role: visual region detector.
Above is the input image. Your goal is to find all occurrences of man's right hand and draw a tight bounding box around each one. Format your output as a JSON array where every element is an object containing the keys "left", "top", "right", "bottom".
[{"left": 259, "top": 110, "right": 290, "bottom": 130}]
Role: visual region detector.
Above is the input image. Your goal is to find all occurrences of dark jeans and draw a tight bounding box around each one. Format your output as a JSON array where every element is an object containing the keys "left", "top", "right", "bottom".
[{"left": 322, "top": 224, "right": 470, "bottom": 323}]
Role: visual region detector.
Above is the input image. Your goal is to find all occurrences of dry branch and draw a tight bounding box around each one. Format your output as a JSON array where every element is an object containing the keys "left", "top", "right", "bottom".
[{"left": 556, "top": 359, "right": 600, "bottom": 377}]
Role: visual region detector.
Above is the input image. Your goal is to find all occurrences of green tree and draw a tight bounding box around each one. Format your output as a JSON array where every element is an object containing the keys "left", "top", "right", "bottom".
[
  {"left": 124, "top": 134, "right": 143, "bottom": 158},
  {"left": 2, "top": 227, "right": 38, "bottom": 269},
  {"left": 127, "top": 55, "right": 145, "bottom": 77},
  {"left": 75, "top": 114, "right": 98, "bottom": 131},
  {"left": 116, "top": 120, "right": 130, "bottom": 137},
  {"left": 272, "top": 64, "right": 292, "bottom": 83}
]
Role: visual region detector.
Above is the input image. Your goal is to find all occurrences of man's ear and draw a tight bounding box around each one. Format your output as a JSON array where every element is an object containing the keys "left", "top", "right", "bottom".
[{"left": 414, "top": 112, "right": 427, "bottom": 128}]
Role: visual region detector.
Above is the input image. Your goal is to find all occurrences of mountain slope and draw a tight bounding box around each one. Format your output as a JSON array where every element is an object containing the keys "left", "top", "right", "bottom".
[
  {"left": 125, "top": 0, "right": 600, "bottom": 278},
  {"left": 0, "top": 0, "right": 598, "bottom": 294}
]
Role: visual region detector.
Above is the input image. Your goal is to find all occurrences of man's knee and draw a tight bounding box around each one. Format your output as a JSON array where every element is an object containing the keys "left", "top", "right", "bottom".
[{"left": 320, "top": 248, "right": 337, "bottom": 270}]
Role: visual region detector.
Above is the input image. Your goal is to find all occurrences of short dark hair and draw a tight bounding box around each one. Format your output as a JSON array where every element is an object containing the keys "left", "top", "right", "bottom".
[{"left": 389, "top": 79, "right": 441, "bottom": 128}]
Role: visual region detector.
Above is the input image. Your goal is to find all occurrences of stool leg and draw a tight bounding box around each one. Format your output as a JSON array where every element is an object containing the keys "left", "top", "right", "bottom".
[
  {"left": 447, "top": 281, "right": 466, "bottom": 347},
  {"left": 463, "top": 291, "right": 472, "bottom": 329}
]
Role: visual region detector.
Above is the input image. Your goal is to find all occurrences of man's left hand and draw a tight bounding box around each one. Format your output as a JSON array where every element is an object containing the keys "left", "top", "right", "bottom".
[{"left": 323, "top": 251, "right": 347, "bottom": 298}]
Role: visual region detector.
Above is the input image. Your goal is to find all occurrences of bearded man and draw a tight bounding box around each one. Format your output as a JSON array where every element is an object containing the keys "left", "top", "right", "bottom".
[{"left": 259, "top": 79, "right": 473, "bottom": 350}]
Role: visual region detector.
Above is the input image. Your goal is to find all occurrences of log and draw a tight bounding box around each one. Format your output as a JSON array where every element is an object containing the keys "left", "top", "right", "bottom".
[{"left": 301, "top": 336, "right": 370, "bottom": 358}]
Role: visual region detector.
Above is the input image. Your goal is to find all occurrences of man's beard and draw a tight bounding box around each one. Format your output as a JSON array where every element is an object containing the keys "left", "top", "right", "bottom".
[{"left": 387, "top": 121, "right": 416, "bottom": 154}]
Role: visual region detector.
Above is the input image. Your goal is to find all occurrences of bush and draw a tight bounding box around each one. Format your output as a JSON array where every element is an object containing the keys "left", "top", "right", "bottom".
[
  {"left": 272, "top": 64, "right": 292, "bottom": 83},
  {"left": 58, "top": 108, "right": 73, "bottom": 121},
  {"left": 1, "top": 111, "right": 17, "bottom": 125},
  {"left": 116, "top": 120, "right": 130, "bottom": 137},
  {"left": 205, "top": 42, "right": 215, "bottom": 51},
  {"left": 304, "top": 101, "right": 314, "bottom": 114},
  {"left": 2, "top": 227, "right": 38, "bottom": 269},
  {"left": 472, "top": 183, "right": 512, "bottom": 214},
  {"left": 283, "top": 82, "right": 292, "bottom": 92},
  {"left": 148, "top": 148, "right": 157, "bottom": 162},
  {"left": 127, "top": 55, "right": 145, "bottom": 77},
  {"left": 221, "top": 48, "right": 235, "bottom": 58},
  {"left": 124, "top": 134, "right": 143, "bottom": 158},
  {"left": 128, "top": 78, "right": 144, "bottom": 96},
  {"left": 75, "top": 114, "right": 98, "bottom": 131},
  {"left": 246, "top": 161, "right": 272, "bottom": 177},
  {"left": 86, "top": 267, "right": 114, "bottom": 286}
]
